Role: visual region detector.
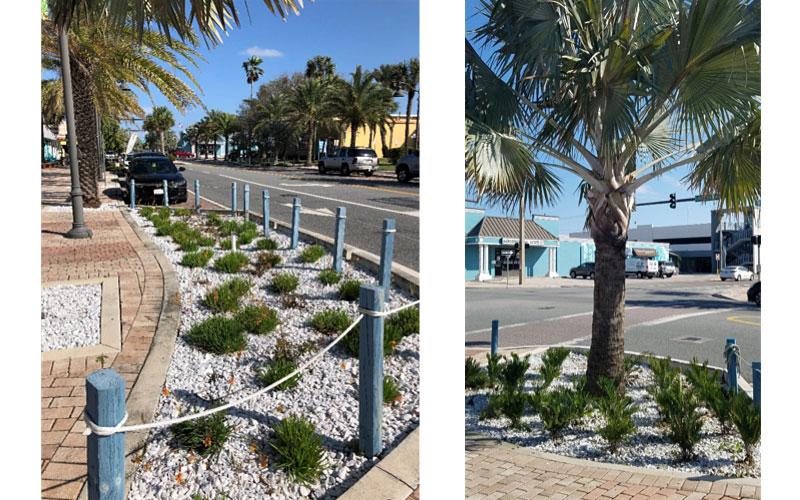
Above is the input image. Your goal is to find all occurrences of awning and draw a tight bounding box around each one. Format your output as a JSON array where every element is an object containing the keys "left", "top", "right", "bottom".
[{"left": 632, "top": 247, "right": 656, "bottom": 257}]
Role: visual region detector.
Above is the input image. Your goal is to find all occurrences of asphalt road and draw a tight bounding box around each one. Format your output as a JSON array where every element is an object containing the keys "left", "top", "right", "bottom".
[
  {"left": 466, "top": 276, "right": 760, "bottom": 380},
  {"left": 176, "top": 161, "right": 420, "bottom": 270}
]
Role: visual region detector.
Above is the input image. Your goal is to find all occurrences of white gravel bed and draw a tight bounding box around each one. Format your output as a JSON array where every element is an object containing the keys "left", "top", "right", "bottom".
[
  {"left": 43, "top": 203, "right": 121, "bottom": 211},
  {"left": 41, "top": 284, "right": 102, "bottom": 352},
  {"left": 465, "top": 351, "right": 760, "bottom": 478},
  {"left": 128, "top": 209, "right": 418, "bottom": 499}
]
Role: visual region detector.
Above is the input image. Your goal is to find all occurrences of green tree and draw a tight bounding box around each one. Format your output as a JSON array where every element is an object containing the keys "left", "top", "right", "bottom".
[
  {"left": 401, "top": 58, "right": 419, "bottom": 150},
  {"left": 288, "top": 78, "right": 334, "bottom": 165},
  {"left": 305, "top": 55, "right": 336, "bottom": 80},
  {"left": 372, "top": 63, "right": 406, "bottom": 154},
  {"left": 101, "top": 117, "right": 128, "bottom": 154},
  {"left": 466, "top": 0, "right": 760, "bottom": 393},
  {"left": 243, "top": 56, "right": 265, "bottom": 99},
  {"left": 210, "top": 111, "right": 239, "bottom": 160},
  {"left": 195, "top": 117, "right": 216, "bottom": 160},
  {"left": 143, "top": 106, "right": 176, "bottom": 153},
  {"left": 330, "top": 65, "right": 394, "bottom": 148}
]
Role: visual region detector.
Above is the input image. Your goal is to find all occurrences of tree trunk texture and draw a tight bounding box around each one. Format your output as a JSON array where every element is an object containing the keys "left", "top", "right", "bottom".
[
  {"left": 379, "top": 127, "right": 388, "bottom": 157},
  {"left": 224, "top": 134, "right": 229, "bottom": 160},
  {"left": 213, "top": 139, "right": 218, "bottom": 161},
  {"left": 350, "top": 123, "right": 357, "bottom": 148},
  {"left": 404, "top": 92, "right": 414, "bottom": 149},
  {"left": 160, "top": 131, "right": 165, "bottom": 154},
  {"left": 71, "top": 60, "right": 100, "bottom": 207},
  {"left": 305, "top": 123, "right": 314, "bottom": 166}
]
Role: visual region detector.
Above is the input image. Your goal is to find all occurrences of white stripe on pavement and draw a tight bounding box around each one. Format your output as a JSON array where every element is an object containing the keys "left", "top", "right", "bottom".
[{"left": 632, "top": 308, "right": 733, "bottom": 328}]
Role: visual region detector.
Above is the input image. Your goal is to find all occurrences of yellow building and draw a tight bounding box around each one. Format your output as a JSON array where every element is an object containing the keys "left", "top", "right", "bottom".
[{"left": 340, "top": 114, "right": 418, "bottom": 157}]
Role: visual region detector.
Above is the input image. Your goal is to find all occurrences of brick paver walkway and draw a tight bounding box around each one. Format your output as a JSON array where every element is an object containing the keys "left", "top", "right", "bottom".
[
  {"left": 40, "top": 170, "right": 169, "bottom": 499},
  {"left": 466, "top": 433, "right": 760, "bottom": 500}
]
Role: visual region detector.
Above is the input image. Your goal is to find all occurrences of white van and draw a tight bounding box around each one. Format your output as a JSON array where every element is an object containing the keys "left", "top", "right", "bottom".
[{"left": 625, "top": 256, "right": 658, "bottom": 279}]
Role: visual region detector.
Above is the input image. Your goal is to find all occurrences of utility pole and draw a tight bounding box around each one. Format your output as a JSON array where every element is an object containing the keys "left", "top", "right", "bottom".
[{"left": 518, "top": 195, "right": 525, "bottom": 285}]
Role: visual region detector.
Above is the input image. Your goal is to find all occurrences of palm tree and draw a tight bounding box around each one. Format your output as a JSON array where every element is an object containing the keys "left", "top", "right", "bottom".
[
  {"left": 210, "top": 111, "right": 239, "bottom": 160},
  {"left": 330, "top": 66, "right": 393, "bottom": 148},
  {"left": 466, "top": 0, "right": 760, "bottom": 393},
  {"left": 243, "top": 56, "right": 265, "bottom": 99},
  {"left": 182, "top": 124, "right": 199, "bottom": 157},
  {"left": 195, "top": 117, "right": 216, "bottom": 160},
  {"left": 143, "top": 106, "right": 176, "bottom": 154},
  {"left": 305, "top": 55, "right": 336, "bottom": 80},
  {"left": 401, "top": 58, "right": 419, "bottom": 150},
  {"left": 372, "top": 63, "right": 406, "bottom": 155},
  {"left": 288, "top": 78, "right": 334, "bottom": 165}
]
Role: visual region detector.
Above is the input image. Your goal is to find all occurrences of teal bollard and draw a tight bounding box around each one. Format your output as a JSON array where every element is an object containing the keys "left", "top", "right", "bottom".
[
  {"left": 194, "top": 179, "right": 200, "bottom": 210},
  {"left": 231, "top": 182, "right": 237, "bottom": 215},
  {"left": 86, "top": 369, "right": 126, "bottom": 500},
  {"left": 291, "top": 197, "right": 301, "bottom": 249},
  {"left": 491, "top": 320, "right": 499, "bottom": 357},
  {"left": 162, "top": 179, "right": 169, "bottom": 207},
  {"left": 129, "top": 179, "right": 136, "bottom": 209},
  {"left": 243, "top": 184, "right": 250, "bottom": 220},
  {"left": 379, "top": 219, "right": 396, "bottom": 293},
  {"left": 726, "top": 338, "right": 738, "bottom": 394},
  {"left": 752, "top": 361, "right": 760, "bottom": 408},
  {"left": 358, "top": 285, "right": 384, "bottom": 458},
  {"left": 262, "top": 190, "right": 270, "bottom": 237},
  {"left": 334, "top": 207, "right": 346, "bottom": 273}
]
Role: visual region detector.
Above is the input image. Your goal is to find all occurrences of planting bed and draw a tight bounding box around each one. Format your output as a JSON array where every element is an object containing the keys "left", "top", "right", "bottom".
[
  {"left": 465, "top": 350, "right": 760, "bottom": 478},
  {"left": 127, "top": 209, "right": 419, "bottom": 499},
  {"left": 41, "top": 283, "right": 101, "bottom": 352}
]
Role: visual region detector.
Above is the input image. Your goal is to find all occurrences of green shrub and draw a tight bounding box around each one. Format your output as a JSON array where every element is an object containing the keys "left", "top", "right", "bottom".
[
  {"left": 185, "top": 316, "right": 246, "bottom": 354},
  {"left": 662, "top": 380, "right": 703, "bottom": 461},
  {"left": 384, "top": 376, "right": 402, "bottom": 405},
  {"left": 214, "top": 252, "right": 250, "bottom": 273},
  {"left": 173, "top": 208, "right": 193, "bottom": 217},
  {"left": 386, "top": 307, "right": 419, "bottom": 337},
  {"left": 202, "top": 278, "right": 252, "bottom": 313},
  {"left": 218, "top": 220, "right": 239, "bottom": 236},
  {"left": 238, "top": 228, "right": 258, "bottom": 245},
  {"left": 171, "top": 410, "right": 231, "bottom": 456},
  {"left": 686, "top": 359, "right": 732, "bottom": 432},
  {"left": 240, "top": 220, "right": 258, "bottom": 234},
  {"left": 181, "top": 249, "right": 214, "bottom": 268},
  {"left": 538, "top": 387, "right": 589, "bottom": 439},
  {"left": 253, "top": 251, "right": 282, "bottom": 275},
  {"left": 539, "top": 347, "right": 570, "bottom": 390},
  {"left": 486, "top": 353, "right": 503, "bottom": 389},
  {"left": 256, "top": 357, "right": 300, "bottom": 390},
  {"left": 341, "top": 321, "right": 402, "bottom": 358},
  {"left": 157, "top": 207, "right": 171, "bottom": 220},
  {"left": 466, "top": 358, "right": 489, "bottom": 389},
  {"left": 270, "top": 416, "right": 326, "bottom": 485},
  {"left": 310, "top": 309, "right": 351, "bottom": 335},
  {"left": 318, "top": 269, "right": 341, "bottom": 285},
  {"left": 139, "top": 206, "right": 154, "bottom": 218},
  {"left": 235, "top": 304, "right": 280, "bottom": 335},
  {"left": 337, "top": 279, "right": 361, "bottom": 301},
  {"left": 730, "top": 392, "right": 760, "bottom": 465},
  {"left": 298, "top": 245, "right": 326, "bottom": 264},
  {"left": 206, "top": 212, "right": 222, "bottom": 227},
  {"left": 271, "top": 272, "right": 299, "bottom": 294},
  {"left": 156, "top": 220, "right": 188, "bottom": 237},
  {"left": 498, "top": 353, "right": 529, "bottom": 394},
  {"left": 595, "top": 378, "right": 637, "bottom": 453},
  {"left": 219, "top": 238, "right": 233, "bottom": 250},
  {"left": 490, "top": 390, "right": 529, "bottom": 429},
  {"left": 256, "top": 238, "right": 279, "bottom": 251}
]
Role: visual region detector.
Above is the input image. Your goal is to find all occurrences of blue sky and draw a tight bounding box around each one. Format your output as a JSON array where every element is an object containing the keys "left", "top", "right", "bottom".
[
  {"left": 465, "top": 0, "right": 716, "bottom": 235},
  {"left": 128, "top": 0, "right": 419, "bottom": 132}
]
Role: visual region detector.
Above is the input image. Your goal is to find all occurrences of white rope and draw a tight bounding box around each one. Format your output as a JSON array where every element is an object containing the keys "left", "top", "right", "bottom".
[
  {"left": 358, "top": 300, "right": 420, "bottom": 318},
  {"left": 83, "top": 300, "right": 419, "bottom": 437}
]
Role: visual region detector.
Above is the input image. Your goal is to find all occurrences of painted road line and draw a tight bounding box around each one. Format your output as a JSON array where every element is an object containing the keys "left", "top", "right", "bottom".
[
  {"left": 465, "top": 322, "right": 528, "bottom": 336},
  {"left": 726, "top": 315, "right": 761, "bottom": 327},
  {"left": 280, "top": 203, "right": 335, "bottom": 217},
  {"left": 280, "top": 182, "right": 333, "bottom": 188},
  {"left": 633, "top": 308, "right": 733, "bottom": 328},
  {"left": 465, "top": 307, "right": 645, "bottom": 335}
]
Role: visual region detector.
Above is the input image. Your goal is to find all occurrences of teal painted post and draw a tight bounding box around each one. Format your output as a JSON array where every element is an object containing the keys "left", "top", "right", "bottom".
[
  {"left": 490, "top": 320, "right": 499, "bottom": 357},
  {"left": 231, "top": 182, "right": 237, "bottom": 215},
  {"left": 194, "top": 179, "right": 200, "bottom": 210},
  {"left": 86, "top": 369, "right": 125, "bottom": 500},
  {"left": 162, "top": 179, "right": 169, "bottom": 207},
  {"left": 379, "top": 219, "right": 396, "bottom": 292},
  {"left": 752, "top": 361, "right": 760, "bottom": 408},
  {"left": 129, "top": 180, "right": 135, "bottom": 209},
  {"left": 334, "top": 207, "right": 346, "bottom": 273},
  {"left": 243, "top": 184, "right": 250, "bottom": 221},
  {"left": 358, "top": 284, "right": 384, "bottom": 457},
  {"left": 291, "top": 197, "right": 301, "bottom": 249},
  {"left": 726, "top": 338, "right": 738, "bottom": 394},
  {"left": 262, "top": 190, "right": 270, "bottom": 237}
]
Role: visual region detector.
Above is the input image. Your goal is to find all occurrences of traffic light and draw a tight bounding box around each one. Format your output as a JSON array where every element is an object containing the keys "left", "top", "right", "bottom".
[{"left": 669, "top": 193, "right": 676, "bottom": 209}]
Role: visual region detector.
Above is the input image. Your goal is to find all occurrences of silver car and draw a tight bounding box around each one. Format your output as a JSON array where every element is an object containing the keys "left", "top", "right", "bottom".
[
  {"left": 720, "top": 265, "right": 754, "bottom": 281},
  {"left": 396, "top": 150, "right": 419, "bottom": 183},
  {"left": 318, "top": 148, "right": 378, "bottom": 176}
]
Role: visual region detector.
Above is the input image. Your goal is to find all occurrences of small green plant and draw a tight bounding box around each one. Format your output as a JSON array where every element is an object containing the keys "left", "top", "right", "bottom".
[
  {"left": 383, "top": 376, "right": 402, "bottom": 405},
  {"left": 235, "top": 304, "right": 280, "bottom": 335},
  {"left": 273, "top": 335, "right": 316, "bottom": 363},
  {"left": 299, "top": 245, "right": 326, "bottom": 264},
  {"left": 686, "top": 359, "right": 732, "bottom": 432},
  {"left": 539, "top": 347, "right": 570, "bottom": 390},
  {"left": 270, "top": 416, "right": 326, "bottom": 485},
  {"left": 500, "top": 353, "right": 530, "bottom": 393},
  {"left": 253, "top": 251, "right": 282, "bottom": 275},
  {"left": 310, "top": 309, "right": 351, "bottom": 335},
  {"left": 538, "top": 387, "right": 589, "bottom": 439},
  {"left": 255, "top": 238, "right": 279, "bottom": 251},
  {"left": 185, "top": 316, "right": 246, "bottom": 354},
  {"left": 181, "top": 249, "right": 214, "bottom": 268},
  {"left": 173, "top": 208, "right": 193, "bottom": 217},
  {"left": 486, "top": 353, "right": 503, "bottom": 389},
  {"left": 256, "top": 357, "right": 300, "bottom": 390},
  {"left": 488, "top": 390, "right": 529, "bottom": 429},
  {"left": 202, "top": 278, "right": 252, "bottom": 313},
  {"left": 219, "top": 238, "right": 233, "bottom": 250},
  {"left": 218, "top": 220, "right": 240, "bottom": 236},
  {"left": 342, "top": 321, "right": 402, "bottom": 358},
  {"left": 337, "top": 279, "right": 362, "bottom": 301},
  {"left": 271, "top": 272, "right": 299, "bottom": 294},
  {"left": 171, "top": 409, "right": 232, "bottom": 456},
  {"left": 730, "top": 392, "right": 760, "bottom": 464},
  {"left": 139, "top": 207, "right": 154, "bottom": 218},
  {"left": 318, "top": 269, "right": 341, "bottom": 285},
  {"left": 466, "top": 358, "right": 489, "bottom": 389},
  {"left": 206, "top": 212, "right": 222, "bottom": 227},
  {"left": 157, "top": 207, "right": 171, "bottom": 220},
  {"left": 214, "top": 252, "right": 250, "bottom": 273},
  {"left": 237, "top": 228, "right": 258, "bottom": 245},
  {"left": 595, "top": 378, "right": 637, "bottom": 453},
  {"left": 662, "top": 380, "right": 703, "bottom": 461},
  {"left": 95, "top": 353, "right": 108, "bottom": 368},
  {"left": 386, "top": 307, "right": 419, "bottom": 337}
]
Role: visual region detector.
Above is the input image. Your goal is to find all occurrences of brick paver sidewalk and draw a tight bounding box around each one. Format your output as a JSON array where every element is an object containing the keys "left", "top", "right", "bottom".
[{"left": 466, "top": 432, "right": 760, "bottom": 500}]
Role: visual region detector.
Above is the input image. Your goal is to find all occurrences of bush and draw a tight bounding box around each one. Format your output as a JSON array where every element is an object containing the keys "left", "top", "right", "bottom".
[
  {"left": 219, "top": 238, "right": 233, "bottom": 250},
  {"left": 173, "top": 208, "right": 193, "bottom": 217},
  {"left": 486, "top": 353, "right": 503, "bottom": 389},
  {"left": 386, "top": 307, "right": 419, "bottom": 337},
  {"left": 318, "top": 269, "right": 341, "bottom": 285},
  {"left": 171, "top": 410, "right": 231, "bottom": 457},
  {"left": 491, "top": 390, "right": 529, "bottom": 429},
  {"left": 538, "top": 387, "right": 589, "bottom": 439},
  {"left": 341, "top": 320, "right": 403, "bottom": 358},
  {"left": 595, "top": 378, "right": 637, "bottom": 453},
  {"left": 218, "top": 220, "right": 239, "bottom": 236},
  {"left": 384, "top": 376, "right": 402, "bottom": 405},
  {"left": 686, "top": 359, "right": 732, "bottom": 432},
  {"left": 235, "top": 304, "right": 280, "bottom": 335},
  {"left": 298, "top": 245, "right": 326, "bottom": 264},
  {"left": 337, "top": 279, "right": 361, "bottom": 301},
  {"left": 139, "top": 207, "right": 154, "bottom": 218},
  {"left": 253, "top": 251, "right": 282, "bottom": 276},
  {"left": 310, "top": 309, "right": 351, "bottom": 335},
  {"left": 270, "top": 416, "right": 326, "bottom": 485},
  {"left": 271, "top": 272, "right": 299, "bottom": 294},
  {"left": 256, "top": 357, "right": 300, "bottom": 390},
  {"left": 466, "top": 358, "right": 489, "bottom": 389},
  {"left": 214, "top": 251, "right": 250, "bottom": 273},
  {"left": 662, "top": 380, "right": 703, "bottom": 461},
  {"left": 539, "top": 347, "right": 570, "bottom": 390},
  {"left": 202, "top": 278, "right": 252, "bottom": 313},
  {"left": 181, "top": 249, "right": 214, "bottom": 268},
  {"left": 206, "top": 212, "right": 222, "bottom": 227},
  {"left": 185, "top": 316, "right": 246, "bottom": 354},
  {"left": 238, "top": 228, "right": 258, "bottom": 245},
  {"left": 256, "top": 238, "right": 279, "bottom": 251},
  {"left": 730, "top": 392, "right": 760, "bottom": 464},
  {"left": 499, "top": 353, "right": 529, "bottom": 394}
]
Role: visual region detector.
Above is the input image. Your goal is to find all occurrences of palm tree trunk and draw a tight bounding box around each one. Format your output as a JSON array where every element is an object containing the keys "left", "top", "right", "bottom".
[
  {"left": 518, "top": 196, "right": 525, "bottom": 285},
  {"left": 379, "top": 127, "right": 388, "bottom": 157},
  {"left": 368, "top": 127, "right": 375, "bottom": 148},
  {"left": 404, "top": 90, "right": 414, "bottom": 150},
  {"left": 350, "top": 123, "right": 357, "bottom": 148},
  {"left": 305, "top": 123, "right": 315, "bottom": 166},
  {"left": 160, "top": 130, "right": 165, "bottom": 154},
  {"left": 224, "top": 134, "right": 229, "bottom": 160},
  {"left": 72, "top": 60, "right": 100, "bottom": 206},
  {"left": 213, "top": 138, "right": 218, "bottom": 161}
]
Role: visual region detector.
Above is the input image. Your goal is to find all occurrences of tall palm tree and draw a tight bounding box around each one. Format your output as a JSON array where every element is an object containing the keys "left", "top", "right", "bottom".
[
  {"left": 305, "top": 55, "right": 336, "bottom": 80},
  {"left": 195, "top": 117, "right": 216, "bottom": 160},
  {"left": 401, "top": 58, "right": 419, "bottom": 150},
  {"left": 372, "top": 63, "right": 406, "bottom": 155},
  {"left": 182, "top": 124, "right": 199, "bottom": 157},
  {"left": 243, "top": 56, "right": 265, "bottom": 99},
  {"left": 288, "top": 78, "right": 334, "bottom": 165},
  {"left": 466, "top": 0, "right": 760, "bottom": 393},
  {"left": 210, "top": 111, "right": 239, "bottom": 159},
  {"left": 143, "top": 106, "right": 176, "bottom": 153},
  {"left": 330, "top": 66, "right": 393, "bottom": 148}
]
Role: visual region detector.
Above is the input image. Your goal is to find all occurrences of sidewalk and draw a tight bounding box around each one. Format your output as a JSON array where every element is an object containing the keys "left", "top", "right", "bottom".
[
  {"left": 466, "top": 432, "right": 760, "bottom": 500},
  {"left": 41, "top": 169, "right": 176, "bottom": 499}
]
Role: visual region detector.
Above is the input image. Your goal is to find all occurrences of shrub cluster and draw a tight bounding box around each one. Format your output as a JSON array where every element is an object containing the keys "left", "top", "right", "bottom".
[
  {"left": 202, "top": 278, "right": 252, "bottom": 313},
  {"left": 271, "top": 272, "right": 299, "bottom": 294},
  {"left": 235, "top": 304, "right": 280, "bottom": 335},
  {"left": 482, "top": 353, "right": 531, "bottom": 429},
  {"left": 595, "top": 378, "right": 637, "bottom": 453},
  {"left": 181, "top": 249, "right": 214, "bottom": 268},
  {"left": 537, "top": 386, "right": 590, "bottom": 439},
  {"left": 185, "top": 316, "right": 247, "bottom": 354},
  {"left": 214, "top": 251, "right": 250, "bottom": 273},
  {"left": 465, "top": 357, "right": 489, "bottom": 389},
  {"left": 270, "top": 416, "right": 326, "bottom": 485},
  {"left": 252, "top": 251, "right": 282, "bottom": 276},
  {"left": 255, "top": 238, "right": 279, "bottom": 251},
  {"left": 310, "top": 309, "right": 351, "bottom": 335},
  {"left": 298, "top": 245, "right": 326, "bottom": 264},
  {"left": 337, "top": 279, "right": 361, "bottom": 301},
  {"left": 341, "top": 305, "right": 419, "bottom": 358},
  {"left": 256, "top": 357, "right": 300, "bottom": 391},
  {"left": 318, "top": 269, "right": 341, "bottom": 285},
  {"left": 171, "top": 409, "right": 231, "bottom": 457}
]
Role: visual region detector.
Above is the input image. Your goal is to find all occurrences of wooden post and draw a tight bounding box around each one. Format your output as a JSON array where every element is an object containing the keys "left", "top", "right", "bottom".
[
  {"left": 162, "top": 179, "right": 169, "bottom": 207},
  {"left": 86, "top": 369, "right": 126, "bottom": 500},
  {"left": 490, "top": 320, "right": 499, "bottom": 357},
  {"left": 231, "top": 182, "right": 237, "bottom": 216},
  {"left": 726, "top": 338, "right": 738, "bottom": 394},
  {"left": 262, "top": 190, "right": 270, "bottom": 237},
  {"left": 194, "top": 179, "right": 200, "bottom": 211},
  {"left": 243, "top": 184, "right": 250, "bottom": 221},
  {"left": 334, "top": 207, "right": 346, "bottom": 273},
  {"left": 379, "top": 219, "right": 396, "bottom": 292},
  {"left": 752, "top": 361, "right": 760, "bottom": 408},
  {"left": 129, "top": 179, "right": 135, "bottom": 210},
  {"left": 291, "top": 197, "right": 301, "bottom": 249},
  {"left": 358, "top": 284, "right": 384, "bottom": 458}
]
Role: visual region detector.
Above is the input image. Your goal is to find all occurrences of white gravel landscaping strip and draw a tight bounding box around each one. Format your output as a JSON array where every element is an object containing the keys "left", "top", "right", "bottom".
[
  {"left": 128, "top": 209, "right": 418, "bottom": 500},
  {"left": 465, "top": 351, "right": 760, "bottom": 479},
  {"left": 43, "top": 203, "right": 121, "bottom": 212},
  {"left": 41, "top": 284, "right": 102, "bottom": 352}
]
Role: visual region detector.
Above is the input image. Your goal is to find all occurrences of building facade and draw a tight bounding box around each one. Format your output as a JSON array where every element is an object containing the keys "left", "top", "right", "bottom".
[{"left": 340, "top": 115, "right": 418, "bottom": 157}]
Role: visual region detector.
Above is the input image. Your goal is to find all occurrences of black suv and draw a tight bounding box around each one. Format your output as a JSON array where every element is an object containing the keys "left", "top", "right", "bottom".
[
  {"left": 120, "top": 156, "right": 187, "bottom": 203},
  {"left": 569, "top": 262, "right": 595, "bottom": 279}
]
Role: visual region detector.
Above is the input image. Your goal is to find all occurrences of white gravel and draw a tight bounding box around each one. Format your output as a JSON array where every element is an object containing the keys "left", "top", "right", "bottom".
[
  {"left": 43, "top": 203, "right": 121, "bottom": 212},
  {"left": 128, "top": 210, "right": 419, "bottom": 499},
  {"left": 41, "top": 284, "right": 102, "bottom": 352},
  {"left": 465, "top": 351, "right": 760, "bottom": 479}
]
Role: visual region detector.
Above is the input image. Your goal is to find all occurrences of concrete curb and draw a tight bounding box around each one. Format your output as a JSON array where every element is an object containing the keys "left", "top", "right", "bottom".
[{"left": 339, "top": 427, "right": 419, "bottom": 500}]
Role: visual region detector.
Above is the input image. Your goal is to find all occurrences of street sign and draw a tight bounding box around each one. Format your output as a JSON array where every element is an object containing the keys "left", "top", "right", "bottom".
[
  {"left": 500, "top": 249, "right": 514, "bottom": 257},
  {"left": 694, "top": 194, "right": 719, "bottom": 202},
  {"left": 715, "top": 253, "right": 720, "bottom": 261}
]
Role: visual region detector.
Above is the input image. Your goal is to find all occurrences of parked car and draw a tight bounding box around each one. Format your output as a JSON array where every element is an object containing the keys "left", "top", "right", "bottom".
[
  {"left": 747, "top": 281, "right": 760, "bottom": 307},
  {"left": 720, "top": 265, "right": 754, "bottom": 281},
  {"left": 119, "top": 156, "right": 187, "bottom": 203},
  {"left": 173, "top": 150, "right": 195, "bottom": 160},
  {"left": 318, "top": 148, "right": 378, "bottom": 176},
  {"left": 625, "top": 256, "right": 658, "bottom": 279},
  {"left": 658, "top": 261, "right": 676, "bottom": 278},
  {"left": 569, "top": 262, "right": 595, "bottom": 279},
  {"left": 395, "top": 150, "right": 419, "bottom": 183}
]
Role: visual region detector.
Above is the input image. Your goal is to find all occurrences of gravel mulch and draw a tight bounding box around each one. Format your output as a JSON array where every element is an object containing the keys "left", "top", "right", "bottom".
[{"left": 41, "top": 283, "right": 102, "bottom": 352}]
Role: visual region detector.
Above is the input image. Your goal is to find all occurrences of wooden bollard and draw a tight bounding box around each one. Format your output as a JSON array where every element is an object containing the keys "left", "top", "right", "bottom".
[
  {"left": 358, "top": 284, "right": 384, "bottom": 458},
  {"left": 379, "top": 219, "right": 395, "bottom": 293},
  {"left": 334, "top": 207, "right": 346, "bottom": 273},
  {"left": 86, "top": 369, "right": 126, "bottom": 500}
]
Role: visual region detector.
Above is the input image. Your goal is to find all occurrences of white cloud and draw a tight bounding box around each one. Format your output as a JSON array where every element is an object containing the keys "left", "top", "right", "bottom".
[{"left": 240, "top": 46, "right": 283, "bottom": 58}]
